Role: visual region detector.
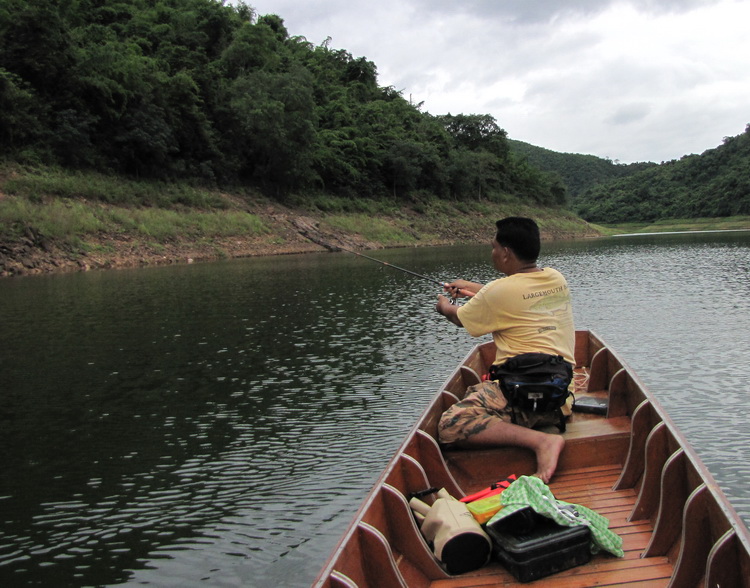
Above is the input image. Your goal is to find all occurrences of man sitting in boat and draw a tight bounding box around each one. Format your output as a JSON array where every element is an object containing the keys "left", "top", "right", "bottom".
[{"left": 435, "top": 216, "right": 575, "bottom": 483}]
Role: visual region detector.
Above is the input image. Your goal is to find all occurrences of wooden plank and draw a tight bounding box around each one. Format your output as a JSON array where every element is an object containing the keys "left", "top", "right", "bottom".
[
  {"left": 614, "top": 523, "right": 655, "bottom": 537},
  {"left": 557, "top": 488, "right": 637, "bottom": 505},
  {"left": 669, "top": 484, "right": 710, "bottom": 588},
  {"left": 574, "top": 329, "right": 592, "bottom": 367},
  {"left": 554, "top": 462, "right": 623, "bottom": 476},
  {"left": 622, "top": 530, "right": 652, "bottom": 553},
  {"left": 560, "top": 416, "right": 631, "bottom": 440},
  {"left": 418, "top": 392, "right": 457, "bottom": 441},
  {"left": 614, "top": 400, "right": 655, "bottom": 490},
  {"left": 381, "top": 485, "right": 449, "bottom": 581},
  {"left": 588, "top": 346, "right": 611, "bottom": 393},
  {"left": 643, "top": 450, "right": 688, "bottom": 557},
  {"left": 557, "top": 434, "right": 629, "bottom": 471},
  {"left": 585, "top": 496, "right": 640, "bottom": 514},
  {"left": 554, "top": 470, "right": 623, "bottom": 487},
  {"left": 460, "top": 365, "right": 482, "bottom": 387},
  {"left": 555, "top": 480, "right": 627, "bottom": 496},
  {"left": 328, "top": 571, "right": 358, "bottom": 588},
  {"left": 429, "top": 555, "right": 673, "bottom": 587},
  {"left": 358, "top": 523, "right": 409, "bottom": 587},
  {"left": 608, "top": 512, "right": 650, "bottom": 528},
  {"left": 554, "top": 463, "right": 623, "bottom": 477},
  {"left": 554, "top": 472, "right": 631, "bottom": 493},
  {"left": 607, "top": 368, "right": 629, "bottom": 417},
  {"left": 386, "top": 454, "right": 431, "bottom": 497},
  {"left": 705, "top": 529, "right": 741, "bottom": 588},
  {"left": 521, "top": 560, "right": 673, "bottom": 587},
  {"left": 444, "top": 446, "right": 535, "bottom": 492},
  {"left": 630, "top": 423, "right": 669, "bottom": 521},
  {"left": 405, "top": 431, "right": 464, "bottom": 498}
]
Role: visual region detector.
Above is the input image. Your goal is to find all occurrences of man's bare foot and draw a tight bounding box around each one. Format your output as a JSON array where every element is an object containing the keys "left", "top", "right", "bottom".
[{"left": 533, "top": 434, "right": 565, "bottom": 484}]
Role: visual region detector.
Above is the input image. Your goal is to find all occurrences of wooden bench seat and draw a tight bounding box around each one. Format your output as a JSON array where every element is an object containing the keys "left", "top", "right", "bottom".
[{"left": 443, "top": 415, "right": 631, "bottom": 495}]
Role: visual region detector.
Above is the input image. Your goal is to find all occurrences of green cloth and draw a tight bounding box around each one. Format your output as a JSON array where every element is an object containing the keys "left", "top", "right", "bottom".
[{"left": 486, "top": 475, "right": 624, "bottom": 557}]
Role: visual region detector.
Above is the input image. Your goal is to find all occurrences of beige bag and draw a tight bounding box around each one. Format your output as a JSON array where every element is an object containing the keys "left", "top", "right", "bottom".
[{"left": 409, "top": 488, "right": 491, "bottom": 574}]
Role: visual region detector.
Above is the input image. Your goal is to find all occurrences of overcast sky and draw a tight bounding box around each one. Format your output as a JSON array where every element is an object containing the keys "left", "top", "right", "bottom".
[{"left": 246, "top": 0, "right": 749, "bottom": 163}]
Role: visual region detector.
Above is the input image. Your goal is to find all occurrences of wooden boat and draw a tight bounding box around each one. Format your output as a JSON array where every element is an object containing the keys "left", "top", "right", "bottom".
[{"left": 314, "top": 329, "right": 750, "bottom": 587}]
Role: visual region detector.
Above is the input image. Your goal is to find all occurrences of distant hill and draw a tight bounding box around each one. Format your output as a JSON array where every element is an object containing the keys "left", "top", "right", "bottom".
[
  {"left": 509, "top": 126, "right": 750, "bottom": 223},
  {"left": 508, "top": 139, "right": 656, "bottom": 200},
  {"left": 569, "top": 125, "right": 750, "bottom": 222}
]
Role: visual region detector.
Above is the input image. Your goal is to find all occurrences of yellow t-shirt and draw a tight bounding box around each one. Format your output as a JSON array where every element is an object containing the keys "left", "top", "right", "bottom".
[{"left": 456, "top": 268, "right": 575, "bottom": 365}]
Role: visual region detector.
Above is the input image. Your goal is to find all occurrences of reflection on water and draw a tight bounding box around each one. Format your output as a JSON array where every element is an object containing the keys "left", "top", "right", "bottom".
[{"left": 0, "top": 231, "right": 749, "bottom": 587}]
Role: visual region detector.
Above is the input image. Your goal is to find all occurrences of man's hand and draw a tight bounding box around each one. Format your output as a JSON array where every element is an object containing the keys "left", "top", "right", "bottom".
[
  {"left": 436, "top": 294, "right": 464, "bottom": 327},
  {"left": 442, "top": 280, "right": 482, "bottom": 299}
]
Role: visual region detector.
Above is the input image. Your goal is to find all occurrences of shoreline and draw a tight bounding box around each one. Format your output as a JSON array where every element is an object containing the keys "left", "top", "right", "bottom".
[
  {"left": 4, "top": 206, "right": 749, "bottom": 279},
  {"left": 0, "top": 204, "right": 599, "bottom": 278},
  {"left": 5, "top": 163, "right": 748, "bottom": 280}
]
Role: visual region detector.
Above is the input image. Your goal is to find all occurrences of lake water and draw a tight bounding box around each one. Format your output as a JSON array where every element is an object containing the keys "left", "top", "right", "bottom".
[{"left": 1, "top": 231, "right": 749, "bottom": 587}]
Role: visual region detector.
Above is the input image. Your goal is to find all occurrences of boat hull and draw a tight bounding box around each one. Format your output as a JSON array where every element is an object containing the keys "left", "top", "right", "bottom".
[{"left": 314, "top": 330, "right": 750, "bottom": 587}]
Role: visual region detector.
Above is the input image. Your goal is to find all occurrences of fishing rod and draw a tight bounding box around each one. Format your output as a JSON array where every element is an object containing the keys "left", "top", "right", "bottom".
[{"left": 335, "top": 244, "right": 475, "bottom": 299}]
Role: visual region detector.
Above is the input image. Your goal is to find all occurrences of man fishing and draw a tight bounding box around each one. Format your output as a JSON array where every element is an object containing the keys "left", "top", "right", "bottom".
[{"left": 435, "top": 217, "right": 575, "bottom": 483}]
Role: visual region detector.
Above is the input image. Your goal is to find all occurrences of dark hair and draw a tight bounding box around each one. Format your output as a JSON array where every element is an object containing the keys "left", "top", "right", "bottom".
[{"left": 495, "top": 217, "right": 540, "bottom": 262}]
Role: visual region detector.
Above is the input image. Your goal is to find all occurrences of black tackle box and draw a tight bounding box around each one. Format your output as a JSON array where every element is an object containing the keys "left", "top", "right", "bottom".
[{"left": 486, "top": 509, "right": 591, "bottom": 583}]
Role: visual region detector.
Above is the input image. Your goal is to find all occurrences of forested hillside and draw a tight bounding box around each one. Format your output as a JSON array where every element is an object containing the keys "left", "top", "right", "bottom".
[
  {"left": 573, "top": 125, "right": 750, "bottom": 222},
  {"left": 508, "top": 139, "right": 656, "bottom": 199},
  {"left": 0, "top": 0, "right": 564, "bottom": 206}
]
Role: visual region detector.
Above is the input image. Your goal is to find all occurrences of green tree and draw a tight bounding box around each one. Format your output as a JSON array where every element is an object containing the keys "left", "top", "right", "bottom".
[
  {"left": 0, "top": 69, "right": 46, "bottom": 157},
  {"left": 217, "top": 66, "right": 318, "bottom": 189},
  {"left": 439, "top": 113, "right": 509, "bottom": 158}
]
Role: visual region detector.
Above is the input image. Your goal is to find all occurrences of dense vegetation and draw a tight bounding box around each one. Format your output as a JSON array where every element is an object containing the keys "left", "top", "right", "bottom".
[
  {"left": 0, "top": 0, "right": 565, "bottom": 207},
  {"left": 508, "top": 140, "right": 656, "bottom": 199},
  {"left": 572, "top": 126, "right": 750, "bottom": 222}
]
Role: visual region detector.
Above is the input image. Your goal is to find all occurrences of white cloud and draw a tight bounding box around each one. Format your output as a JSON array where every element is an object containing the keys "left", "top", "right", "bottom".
[{"left": 247, "top": 0, "right": 750, "bottom": 162}]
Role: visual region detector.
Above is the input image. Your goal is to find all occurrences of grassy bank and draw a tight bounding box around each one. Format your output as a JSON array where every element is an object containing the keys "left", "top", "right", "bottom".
[
  {"left": 0, "top": 163, "right": 640, "bottom": 277},
  {"left": 594, "top": 216, "right": 750, "bottom": 235}
]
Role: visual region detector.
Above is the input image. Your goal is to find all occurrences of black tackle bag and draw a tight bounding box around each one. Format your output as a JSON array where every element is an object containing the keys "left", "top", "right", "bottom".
[{"left": 489, "top": 353, "right": 573, "bottom": 431}]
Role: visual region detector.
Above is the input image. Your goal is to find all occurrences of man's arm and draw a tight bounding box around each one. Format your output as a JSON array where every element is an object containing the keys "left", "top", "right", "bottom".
[{"left": 436, "top": 295, "right": 464, "bottom": 327}]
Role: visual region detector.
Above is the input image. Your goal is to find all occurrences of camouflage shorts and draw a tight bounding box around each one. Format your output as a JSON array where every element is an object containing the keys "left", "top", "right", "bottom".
[{"left": 438, "top": 380, "right": 568, "bottom": 445}]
